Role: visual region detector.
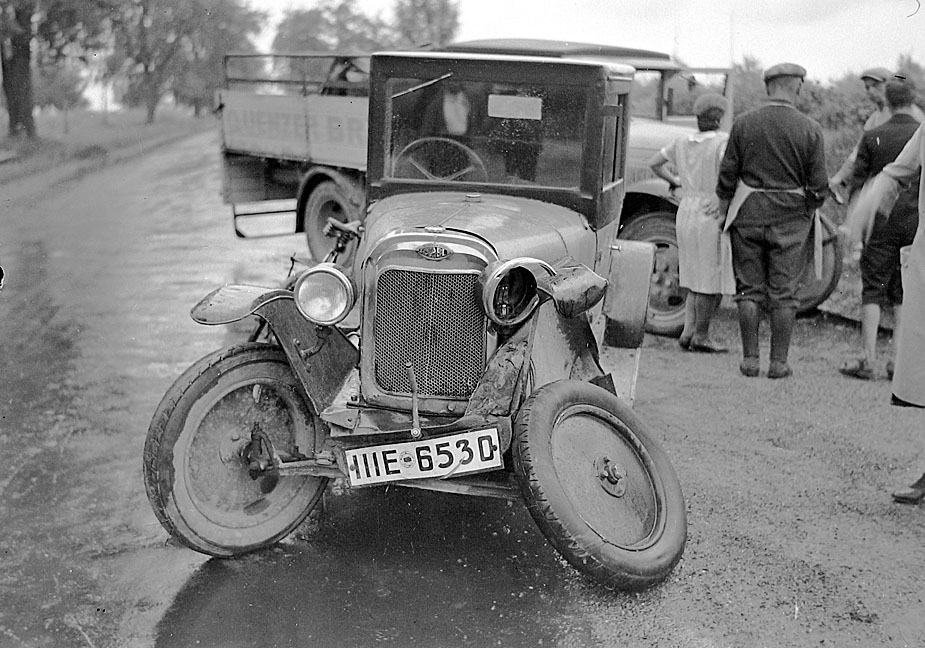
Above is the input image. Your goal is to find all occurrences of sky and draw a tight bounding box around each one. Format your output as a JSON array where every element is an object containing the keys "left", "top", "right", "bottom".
[{"left": 251, "top": 0, "right": 925, "bottom": 84}]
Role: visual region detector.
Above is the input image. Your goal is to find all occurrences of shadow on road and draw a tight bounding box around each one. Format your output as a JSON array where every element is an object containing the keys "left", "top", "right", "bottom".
[{"left": 154, "top": 486, "right": 610, "bottom": 647}]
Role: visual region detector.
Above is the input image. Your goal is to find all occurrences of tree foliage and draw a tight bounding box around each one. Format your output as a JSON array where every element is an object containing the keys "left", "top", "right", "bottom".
[
  {"left": 271, "top": 0, "right": 460, "bottom": 53},
  {"left": 1, "top": 0, "right": 110, "bottom": 138},
  {"left": 170, "top": 0, "right": 265, "bottom": 115},
  {"left": 392, "top": 0, "right": 459, "bottom": 48},
  {"left": 271, "top": 0, "right": 399, "bottom": 53},
  {"left": 110, "top": 0, "right": 264, "bottom": 124}
]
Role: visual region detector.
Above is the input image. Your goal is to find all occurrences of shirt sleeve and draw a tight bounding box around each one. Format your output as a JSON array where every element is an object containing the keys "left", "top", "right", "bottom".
[
  {"left": 716, "top": 125, "right": 740, "bottom": 199},
  {"left": 659, "top": 138, "right": 678, "bottom": 167},
  {"left": 804, "top": 124, "right": 829, "bottom": 208},
  {"left": 849, "top": 133, "right": 874, "bottom": 193},
  {"left": 829, "top": 141, "right": 859, "bottom": 186}
]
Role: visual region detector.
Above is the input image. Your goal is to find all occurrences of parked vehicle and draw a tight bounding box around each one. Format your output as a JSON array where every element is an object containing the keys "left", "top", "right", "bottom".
[
  {"left": 218, "top": 42, "right": 840, "bottom": 338},
  {"left": 146, "top": 50, "right": 687, "bottom": 590},
  {"left": 217, "top": 53, "right": 369, "bottom": 262}
]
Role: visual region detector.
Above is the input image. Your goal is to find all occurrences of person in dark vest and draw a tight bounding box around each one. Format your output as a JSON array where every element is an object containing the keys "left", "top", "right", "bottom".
[
  {"left": 716, "top": 62, "right": 828, "bottom": 379},
  {"left": 839, "top": 77, "right": 921, "bottom": 380}
]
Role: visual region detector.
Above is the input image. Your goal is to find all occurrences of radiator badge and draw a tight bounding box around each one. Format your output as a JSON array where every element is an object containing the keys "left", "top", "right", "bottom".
[{"left": 417, "top": 243, "right": 452, "bottom": 261}]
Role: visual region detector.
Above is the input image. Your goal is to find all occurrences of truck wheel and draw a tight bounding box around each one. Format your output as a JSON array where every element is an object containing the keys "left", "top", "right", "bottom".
[
  {"left": 143, "top": 344, "right": 327, "bottom": 557},
  {"left": 619, "top": 211, "right": 685, "bottom": 337},
  {"left": 795, "top": 212, "right": 843, "bottom": 313},
  {"left": 302, "top": 181, "right": 360, "bottom": 263},
  {"left": 512, "top": 380, "right": 687, "bottom": 590}
]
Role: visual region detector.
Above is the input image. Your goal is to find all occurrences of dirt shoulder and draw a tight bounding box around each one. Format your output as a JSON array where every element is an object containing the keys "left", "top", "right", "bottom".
[{"left": 1, "top": 109, "right": 213, "bottom": 204}]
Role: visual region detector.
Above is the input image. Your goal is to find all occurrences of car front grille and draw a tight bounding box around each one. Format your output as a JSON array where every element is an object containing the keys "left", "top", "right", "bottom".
[{"left": 374, "top": 268, "right": 486, "bottom": 398}]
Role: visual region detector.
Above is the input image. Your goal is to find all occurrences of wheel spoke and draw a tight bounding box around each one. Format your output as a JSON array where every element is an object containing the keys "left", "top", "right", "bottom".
[
  {"left": 445, "top": 164, "right": 475, "bottom": 181},
  {"left": 409, "top": 157, "right": 438, "bottom": 180}
]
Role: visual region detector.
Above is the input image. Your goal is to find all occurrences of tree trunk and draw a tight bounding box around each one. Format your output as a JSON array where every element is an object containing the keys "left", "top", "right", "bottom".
[
  {"left": 145, "top": 94, "right": 158, "bottom": 124},
  {"left": 141, "top": 70, "right": 162, "bottom": 125},
  {"left": 0, "top": 6, "right": 37, "bottom": 138}
]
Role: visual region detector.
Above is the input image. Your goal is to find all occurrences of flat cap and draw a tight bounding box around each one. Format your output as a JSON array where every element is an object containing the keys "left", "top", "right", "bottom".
[
  {"left": 763, "top": 63, "right": 807, "bottom": 82},
  {"left": 860, "top": 67, "right": 892, "bottom": 83},
  {"left": 693, "top": 92, "right": 727, "bottom": 116}
]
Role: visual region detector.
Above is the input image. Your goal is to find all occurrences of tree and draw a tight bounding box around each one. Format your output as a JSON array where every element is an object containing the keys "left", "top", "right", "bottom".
[
  {"left": 110, "top": 0, "right": 263, "bottom": 124},
  {"left": 170, "top": 1, "right": 264, "bottom": 116},
  {"left": 272, "top": 0, "right": 398, "bottom": 53},
  {"left": 729, "top": 55, "right": 766, "bottom": 117},
  {"left": 896, "top": 53, "right": 925, "bottom": 110},
  {"left": 1, "top": 0, "right": 109, "bottom": 138},
  {"left": 33, "top": 59, "right": 88, "bottom": 133},
  {"left": 392, "top": 0, "right": 459, "bottom": 48}
]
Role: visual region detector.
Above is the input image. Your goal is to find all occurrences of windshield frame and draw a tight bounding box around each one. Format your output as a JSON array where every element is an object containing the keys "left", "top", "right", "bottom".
[{"left": 366, "top": 52, "right": 633, "bottom": 226}]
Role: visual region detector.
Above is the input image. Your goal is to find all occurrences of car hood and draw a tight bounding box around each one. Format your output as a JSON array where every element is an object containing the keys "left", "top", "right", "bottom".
[
  {"left": 627, "top": 118, "right": 696, "bottom": 158},
  {"left": 361, "top": 192, "right": 595, "bottom": 266}
]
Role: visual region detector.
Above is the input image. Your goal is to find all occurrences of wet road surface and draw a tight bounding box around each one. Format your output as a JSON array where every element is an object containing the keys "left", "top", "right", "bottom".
[{"left": 2, "top": 130, "right": 925, "bottom": 648}]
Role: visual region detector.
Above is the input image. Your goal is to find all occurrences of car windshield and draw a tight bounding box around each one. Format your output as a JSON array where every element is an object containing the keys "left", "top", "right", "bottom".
[
  {"left": 629, "top": 68, "right": 729, "bottom": 122},
  {"left": 385, "top": 77, "right": 588, "bottom": 188}
]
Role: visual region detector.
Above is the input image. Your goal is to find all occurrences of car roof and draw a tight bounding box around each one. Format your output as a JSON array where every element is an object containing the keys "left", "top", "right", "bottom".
[
  {"left": 440, "top": 38, "right": 684, "bottom": 71},
  {"left": 370, "top": 50, "right": 636, "bottom": 78}
]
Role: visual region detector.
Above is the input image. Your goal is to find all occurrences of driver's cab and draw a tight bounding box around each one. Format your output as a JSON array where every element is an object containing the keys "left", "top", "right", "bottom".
[{"left": 365, "top": 52, "right": 635, "bottom": 234}]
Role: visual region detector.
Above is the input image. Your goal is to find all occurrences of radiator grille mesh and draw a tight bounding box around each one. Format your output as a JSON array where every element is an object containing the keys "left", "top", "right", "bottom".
[{"left": 374, "top": 269, "right": 485, "bottom": 398}]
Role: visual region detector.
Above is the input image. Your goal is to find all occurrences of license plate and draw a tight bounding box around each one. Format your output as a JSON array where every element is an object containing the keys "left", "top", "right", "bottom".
[{"left": 344, "top": 428, "right": 503, "bottom": 487}]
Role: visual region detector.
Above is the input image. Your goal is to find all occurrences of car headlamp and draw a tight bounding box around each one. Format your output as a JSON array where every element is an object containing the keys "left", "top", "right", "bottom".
[
  {"left": 292, "top": 263, "right": 356, "bottom": 326},
  {"left": 480, "top": 258, "right": 555, "bottom": 327}
]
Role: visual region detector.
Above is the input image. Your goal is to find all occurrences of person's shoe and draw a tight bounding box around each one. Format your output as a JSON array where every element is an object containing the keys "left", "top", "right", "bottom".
[
  {"left": 891, "top": 394, "right": 924, "bottom": 408},
  {"left": 678, "top": 336, "right": 692, "bottom": 351},
  {"left": 690, "top": 338, "right": 729, "bottom": 353},
  {"left": 892, "top": 485, "right": 925, "bottom": 504},
  {"left": 767, "top": 360, "right": 793, "bottom": 379},
  {"left": 739, "top": 357, "right": 759, "bottom": 377},
  {"left": 839, "top": 357, "right": 873, "bottom": 380}
]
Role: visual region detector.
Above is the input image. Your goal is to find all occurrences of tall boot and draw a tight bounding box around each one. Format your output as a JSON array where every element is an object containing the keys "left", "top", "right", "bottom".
[
  {"left": 737, "top": 300, "right": 760, "bottom": 376},
  {"left": 690, "top": 293, "right": 727, "bottom": 352},
  {"left": 769, "top": 306, "right": 796, "bottom": 379}
]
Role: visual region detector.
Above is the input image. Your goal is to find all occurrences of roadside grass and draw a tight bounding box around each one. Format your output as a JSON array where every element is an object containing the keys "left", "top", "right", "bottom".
[{"left": 0, "top": 107, "right": 214, "bottom": 184}]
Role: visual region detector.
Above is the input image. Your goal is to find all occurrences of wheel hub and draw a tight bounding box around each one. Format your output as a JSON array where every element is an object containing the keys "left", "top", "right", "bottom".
[
  {"left": 218, "top": 430, "right": 250, "bottom": 465},
  {"left": 595, "top": 456, "right": 627, "bottom": 498}
]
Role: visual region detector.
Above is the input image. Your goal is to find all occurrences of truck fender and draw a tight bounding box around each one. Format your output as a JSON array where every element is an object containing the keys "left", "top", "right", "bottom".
[
  {"left": 191, "top": 285, "right": 358, "bottom": 414},
  {"left": 626, "top": 176, "right": 680, "bottom": 203}
]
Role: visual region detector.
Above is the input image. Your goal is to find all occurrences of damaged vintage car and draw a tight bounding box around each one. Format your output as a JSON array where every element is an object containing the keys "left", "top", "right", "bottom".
[{"left": 143, "top": 50, "right": 687, "bottom": 590}]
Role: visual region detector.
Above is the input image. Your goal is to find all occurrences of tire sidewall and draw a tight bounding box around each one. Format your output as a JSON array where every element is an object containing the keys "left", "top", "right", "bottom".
[
  {"left": 301, "top": 180, "right": 360, "bottom": 263},
  {"left": 512, "top": 380, "right": 687, "bottom": 589},
  {"left": 144, "top": 343, "right": 325, "bottom": 556}
]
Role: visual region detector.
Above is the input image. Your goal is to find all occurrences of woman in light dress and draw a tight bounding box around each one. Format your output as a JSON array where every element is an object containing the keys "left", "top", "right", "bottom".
[{"left": 649, "top": 93, "right": 735, "bottom": 352}]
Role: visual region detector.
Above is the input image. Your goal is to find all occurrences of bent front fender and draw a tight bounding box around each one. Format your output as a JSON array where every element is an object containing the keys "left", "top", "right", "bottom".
[{"left": 191, "top": 285, "right": 358, "bottom": 414}]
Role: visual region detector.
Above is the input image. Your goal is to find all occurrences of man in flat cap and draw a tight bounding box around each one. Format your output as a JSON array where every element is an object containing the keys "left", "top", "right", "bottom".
[{"left": 716, "top": 63, "right": 828, "bottom": 378}]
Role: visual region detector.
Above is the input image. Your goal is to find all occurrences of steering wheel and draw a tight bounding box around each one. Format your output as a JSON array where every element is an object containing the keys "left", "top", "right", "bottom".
[{"left": 394, "top": 137, "right": 489, "bottom": 182}]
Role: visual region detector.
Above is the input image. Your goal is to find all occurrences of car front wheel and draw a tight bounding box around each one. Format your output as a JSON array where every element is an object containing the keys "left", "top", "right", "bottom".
[{"left": 512, "top": 380, "right": 687, "bottom": 590}]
